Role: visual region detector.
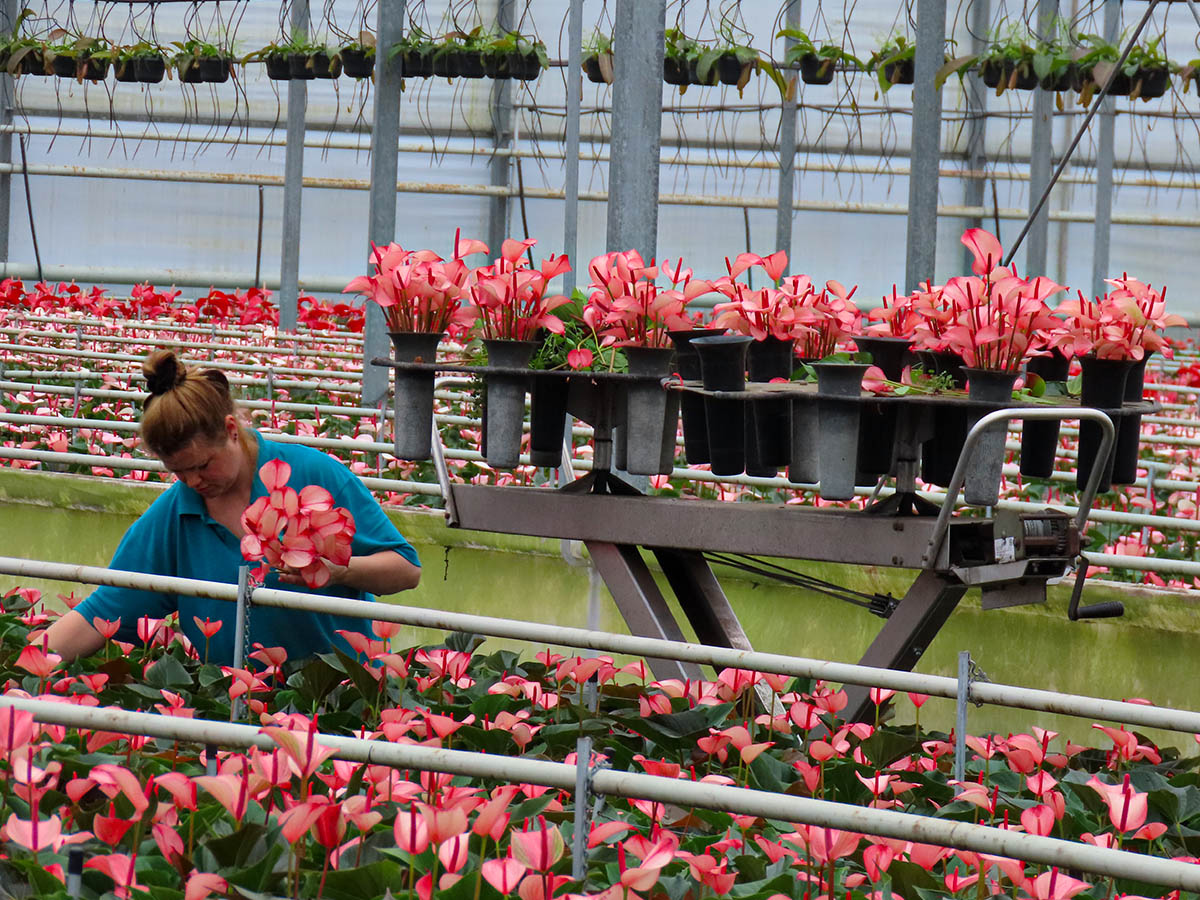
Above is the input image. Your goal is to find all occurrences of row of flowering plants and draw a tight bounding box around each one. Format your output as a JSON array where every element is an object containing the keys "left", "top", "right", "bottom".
[{"left": 2, "top": 586, "right": 1200, "bottom": 899}]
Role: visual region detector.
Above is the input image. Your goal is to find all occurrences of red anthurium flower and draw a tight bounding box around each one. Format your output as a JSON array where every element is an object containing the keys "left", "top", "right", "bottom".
[
  {"left": 510, "top": 818, "right": 565, "bottom": 871},
  {"left": 394, "top": 803, "right": 430, "bottom": 854},
  {"left": 1021, "top": 868, "right": 1091, "bottom": 900},
  {"left": 94, "top": 802, "right": 135, "bottom": 846},
  {"left": 483, "top": 857, "right": 528, "bottom": 894},
  {"left": 1020, "top": 804, "right": 1056, "bottom": 837},
  {"left": 184, "top": 872, "right": 228, "bottom": 900},
  {"left": 15, "top": 643, "right": 61, "bottom": 678},
  {"left": 1088, "top": 774, "right": 1150, "bottom": 833}
]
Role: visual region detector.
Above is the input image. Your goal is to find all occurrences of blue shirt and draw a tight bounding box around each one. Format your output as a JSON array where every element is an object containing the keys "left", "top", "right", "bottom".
[{"left": 74, "top": 431, "right": 420, "bottom": 666}]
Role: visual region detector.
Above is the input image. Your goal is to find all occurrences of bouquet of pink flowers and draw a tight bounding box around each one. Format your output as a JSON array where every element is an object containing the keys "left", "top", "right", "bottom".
[
  {"left": 1054, "top": 276, "right": 1184, "bottom": 361},
  {"left": 584, "top": 250, "right": 712, "bottom": 348},
  {"left": 469, "top": 238, "right": 573, "bottom": 342},
  {"left": 343, "top": 229, "right": 485, "bottom": 337},
  {"left": 241, "top": 461, "right": 356, "bottom": 589}
]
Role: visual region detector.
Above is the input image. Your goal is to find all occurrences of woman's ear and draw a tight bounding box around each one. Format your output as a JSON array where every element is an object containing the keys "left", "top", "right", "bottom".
[{"left": 225, "top": 415, "right": 240, "bottom": 441}]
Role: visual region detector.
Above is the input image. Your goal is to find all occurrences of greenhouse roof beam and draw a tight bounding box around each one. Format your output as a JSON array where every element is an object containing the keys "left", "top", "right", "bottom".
[
  {"left": 277, "top": 0, "right": 309, "bottom": 332},
  {"left": 904, "top": 0, "right": 948, "bottom": 291}
]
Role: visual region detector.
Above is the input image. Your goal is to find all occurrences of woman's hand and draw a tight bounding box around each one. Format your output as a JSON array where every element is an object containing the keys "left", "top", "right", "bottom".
[
  {"left": 274, "top": 551, "right": 418, "bottom": 595},
  {"left": 275, "top": 561, "right": 349, "bottom": 588}
]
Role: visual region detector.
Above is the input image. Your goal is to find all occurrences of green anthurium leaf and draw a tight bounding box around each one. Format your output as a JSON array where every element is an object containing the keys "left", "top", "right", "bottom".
[
  {"left": 729, "top": 872, "right": 798, "bottom": 898},
  {"left": 331, "top": 647, "right": 382, "bottom": 705},
  {"left": 439, "top": 870, "right": 506, "bottom": 900},
  {"left": 468, "top": 692, "right": 519, "bottom": 718},
  {"left": 616, "top": 701, "right": 735, "bottom": 742},
  {"left": 748, "top": 749, "right": 793, "bottom": 793},
  {"left": 451, "top": 723, "right": 524, "bottom": 755},
  {"left": 1025, "top": 372, "right": 1046, "bottom": 397},
  {"left": 885, "top": 860, "right": 941, "bottom": 899},
  {"left": 142, "top": 653, "right": 193, "bottom": 689},
  {"left": 858, "top": 726, "right": 922, "bottom": 768},
  {"left": 222, "top": 840, "right": 288, "bottom": 894},
  {"left": 509, "top": 791, "right": 559, "bottom": 824},
  {"left": 288, "top": 655, "right": 346, "bottom": 709},
  {"left": 202, "top": 821, "right": 271, "bottom": 869},
  {"left": 302, "top": 859, "right": 407, "bottom": 900}
]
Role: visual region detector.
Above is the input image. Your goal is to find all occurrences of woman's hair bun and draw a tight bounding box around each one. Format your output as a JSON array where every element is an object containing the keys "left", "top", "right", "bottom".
[{"left": 143, "top": 350, "right": 186, "bottom": 398}]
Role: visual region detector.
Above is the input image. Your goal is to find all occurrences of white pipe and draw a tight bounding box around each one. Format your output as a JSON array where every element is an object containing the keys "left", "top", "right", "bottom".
[
  {"left": 4, "top": 554, "right": 1200, "bottom": 736},
  {"left": 0, "top": 342, "right": 365, "bottom": 381},
  {"left": 12, "top": 313, "right": 366, "bottom": 347},
  {"left": 0, "top": 696, "right": 1195, "bottom": 890},
  {"left": 0, "top": 369, "right": 363, "bottom": 394}
]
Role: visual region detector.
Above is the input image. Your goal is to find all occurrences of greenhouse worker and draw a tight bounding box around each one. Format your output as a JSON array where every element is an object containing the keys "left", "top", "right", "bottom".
[{"left": 43, "top": 350, "right": 421, "bottom": 666}]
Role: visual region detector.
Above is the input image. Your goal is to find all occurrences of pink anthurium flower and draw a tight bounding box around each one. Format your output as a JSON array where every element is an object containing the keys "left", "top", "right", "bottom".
[{"left": 483, "top": 857, "right": 528, "bottom": 894}]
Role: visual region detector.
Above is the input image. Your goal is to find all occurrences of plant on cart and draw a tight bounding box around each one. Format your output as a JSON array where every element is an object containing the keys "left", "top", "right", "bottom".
[
  {"left": 584, "top": 250, "right": 713, "bottom": 348},
  {"left": 1053, "top": 275, "right": 1184, "bottom": 361},
  {"left": 469, "top": 238, "right": 572, "bottom": 342}
]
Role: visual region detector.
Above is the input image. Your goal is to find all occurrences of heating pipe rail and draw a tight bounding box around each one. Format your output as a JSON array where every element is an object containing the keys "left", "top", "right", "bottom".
[
  {"left": 11, "top": 313, "right": 367, "bottom": 348},
  {"left": 2, "top": 555, "right": 1200, "bottom": 735},
  {"left": 0, "top": 697, "right": 1195, "bottom": 891}
]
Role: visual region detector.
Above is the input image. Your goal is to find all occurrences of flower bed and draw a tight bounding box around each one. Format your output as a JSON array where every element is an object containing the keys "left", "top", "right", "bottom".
[{"left": 0, "top": 587, "right": 1197, "bottom": 899}]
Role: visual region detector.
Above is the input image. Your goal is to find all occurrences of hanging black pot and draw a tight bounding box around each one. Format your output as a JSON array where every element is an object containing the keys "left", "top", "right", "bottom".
[
  {"left": 918, "top": 350, "right": 968, "bottom": 487},
  {"left": 668, "top": 328, "right": 725, "bottom": 465},
  {"left": 663, "top": 56, "right": 689, "bottom": 85},
  {"left": 582, "top": 53, "right": 607, "bottom": 83},
  {"left": 1111, "top": 351, "right": 1153, "bottom": 486},
  {"left": 529, "top": 376, "right": 571, "bottom": 468},
  {"left": 717, "top": 53, "right": 744, "bottom": 85},
  {"left": 1020, "top": 348, "right": 1071, "bottom": 478},
  {"left": 746, "top": 336, "right": 794, "bottom": 474},
  {"left": 980, "top": 58, "right": 1038, "bottom": 91},
  {"left": 1076, "top": 355, "right": 1133, "bottom": 493},
  {"left": 482, "top": 339, "right": 536, "bottom": 468},
  {"left": 133, "top": 55, "right": 165, "bottom": 83},
  {"left": 402, "top": 50, "right": 433, "bottom": 77},
  {"left": 961, "top": 367, "right": 1019, "bottom": 507},
  {"left": 432, "top": 50, "right": 462, "bottom": 78},
  {"left": 814, "top": 362, "right": 869, "bottom": 501},
  {"left": 854, "top": 336, "right": 912, "bottom": 477},
  {"left": 692, "top": 334, "right": 753, "bottom": 476},
  {"left": 288, "top": 53, "right": 316, "bottom": 80},
  {"left": 388, "top": 331, "right": 442, "bottom": 461},
  {"left": 882, "top": 59, "right": 914, "bottom": 85},
  {"left": 311, "top": 52, "right": 340, "bottom": 78},
  {"left": 340, "top": 47, "right": 375, "bottom": 78},
  {"left": 799, "top": 53, "right": 835, "bottom": 85},
  {"left": 458, "top": 50, "right": 486, "bottom": 78},
  {"left": 115, "top": 58, "right": 139, "bottom": 82},
  {"left": 1132, "top": 67, "right": 1170, "bottom": 99}
]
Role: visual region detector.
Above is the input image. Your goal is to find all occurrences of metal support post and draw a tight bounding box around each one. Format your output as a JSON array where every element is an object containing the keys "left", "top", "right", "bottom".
[
  {"left": 1025, "top": 0, "right": 1058, "bottom": 275},
  {"left": 66, "top": 847, "right": 84, "bottom": 898},
  {"left": 0, "top": 0, "right": 16, "bottom": 263},
  {"left": 775, "top": 0, "right": 800, "bottom": 270},
  {"left": 488, "top": 0, "right": 516, "bottom": 256},
  {"left": 205, "top": 743, "right": 218, "bottom": 776},
  {"left": 954, "top": 650, "right": 969, "bottom": 782},
  {"left": 605, "top": 0, "right": 665, "bottom": 259},
  {"left": 1091, "top": 0, "right": 1120, "bottom": 297},
  {"left": 571, "top": 736, "right": 593, "bottom": 881},
  {"left": 362, "top": 0, "right": 408, "bottom": 408},
  {"left": 961, "top": 0, "right": 990, "bottom": 268},
  {"left": 278, "top": 0, "right": 309, "bottom": 333},
  {"left": 562, "top": 0, "right": 583, "bottom": 295},
  {"left": 904, "top": 0, "right": 948, "bottom": 291},
  {"left": 232, "top": 564, "right": 251, "bottom": 721}
]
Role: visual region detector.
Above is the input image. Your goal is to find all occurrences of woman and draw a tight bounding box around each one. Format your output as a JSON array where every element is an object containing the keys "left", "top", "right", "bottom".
[{"left": 44, "top": 350, "right": 421, "bottom": 664}]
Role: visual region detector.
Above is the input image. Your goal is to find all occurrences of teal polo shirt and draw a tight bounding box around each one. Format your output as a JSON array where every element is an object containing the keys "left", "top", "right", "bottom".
[{"left": 74, "top": 431, "right": 420, "bottom": 666}]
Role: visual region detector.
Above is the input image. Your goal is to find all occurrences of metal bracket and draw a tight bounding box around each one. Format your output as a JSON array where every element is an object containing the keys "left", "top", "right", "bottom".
[
  {"left": 570, "top": 737, "right": 611, "bottom": 881},
  {"left": 430, "top": 389, "right": 459, "bottom": 527},
  {"left": 922, "top": 406, "right": 1116, "bottom": 569},
  {"left": 967, "top": 656, "right": 990, "bottom": 708}
]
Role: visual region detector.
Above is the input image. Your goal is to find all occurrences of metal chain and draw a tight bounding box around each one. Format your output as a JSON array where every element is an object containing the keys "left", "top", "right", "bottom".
[{"left": 967, "top": 658, "right": 990, "bottom": 709}]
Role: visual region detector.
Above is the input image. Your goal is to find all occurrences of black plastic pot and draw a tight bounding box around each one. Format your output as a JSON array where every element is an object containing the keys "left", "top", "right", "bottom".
[
  {"left": 135, "top": 55, "right": 166, "bottom": 83},
  {"left": 854, "top": 337, "right": 912, "bottom": 477},
  {"left": 432, "top": 50, "right": 462, "bottom": 78},
  {"left": 815, "top": 362, "right": 869, "bottom": 501},
  {"left": 692, "top": 334, "right": 753, "bottom": 476},
  {"left": 180, "top": 56, "right": 231, "bottom": 84},
  {"left": 53, "top": 54, "right": 108, "bottom": 81},
  {"left": 115, "top": 59, "right": 139, "bottom": 82},
  {"left": 1020, "top": 349, "right": 1072, "bottom": 478},
  {"left": 918, "top": 350, "right": 968, "bottom": 487},
  {"left": 746, "top": 336, "right": 794, "bottom": 474},
  {"left": 882, "top": 59, "right": 914, "bottom": 86},
  {"left": 17, "top": 52, "right": 48, "bottom": 76},
  {"left": 1111, "top": 352, "right": 1152, "bottom": 486},
  {"left": 340, "top": 47, "right": 375, "bottom": 78},
  {"left": 663, "top": 56, "right": 689, "bottom": 85},
  {"left": 265, "top": 54, "right": 291, "bottom": 80},
  {"left": 401, "top": 50, "right": 433, "bottom": 78},
  {"left": 289, "top": 53, "right": 315, "bottom": 80},
  {"left": 1131, "top": 66, "right": 1170, "bottom": 99},
  {"left": 668, "top": 328, "right": 726, "bottom": 465},
  {"left": 389, "top": 331, "right": 442, "bottom": 461},
  {"left": 799, "top": 53, "right": 835, "bottom": 85},
  {"left": 482, "top": 339, "right": 537, "bottom": 469},
  {"left": 980, "top": 58, "right": 1038, "bottom": 91},
  {"left": 458, "top": 50, "right": 486, "bottom": 78},
  {"left": 962, "top": 367, "right": 1019, "bottom": 507},
  {"left": 582, "top": 54, "right": 607, "bottom": 84},
  {"left": 1076, "top": 355, "right": 1133, "bottom": 493},
  {"left": 1040, "top": 63, "right": 1080, "bottom": 92},
  {"left": 484, "top": 51, "right": 541, "bottom": 80},
  {"left": 717, "top": 53, "right": 744, "bottom": 85},
  {"left": 310, "top": 52, "right": 340, "bottom": 78},
  {"left": 624, "top": 346, "right": 679, "bottom": 476},
  {"left": 51, "top": 54, "right": 77, "bottom": 78},
  {"left": 529, "top": 377, "right": 570, "bottom": 468}
]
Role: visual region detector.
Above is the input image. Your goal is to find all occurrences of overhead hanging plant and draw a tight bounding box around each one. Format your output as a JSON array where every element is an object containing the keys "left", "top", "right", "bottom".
[
  {"left": 113, "top": 41, "right": 167, "bottom": 84},
  {"left": 481, "top": 30, "right": 547, "bottom": 80},
  {"left": 172, "top": 38, "right": 234, "bottom": 84},
  {"left": 581, "top": 31, "right": 613, "bottom": 84},
  {"left": 777, "top": 27, "right": 862, "bottom": 86},
  {"left": 46, "top": 34, "right": 111, "bottom": 82},
  {"left": 336, "top": 30, "right": 375, "bottom": 79},
  {"left": 1077, "top": 32, "right": 1174, "bottom": 102},
  {"left": 867, "top": 34, "right": 916, "bottom": 92}
]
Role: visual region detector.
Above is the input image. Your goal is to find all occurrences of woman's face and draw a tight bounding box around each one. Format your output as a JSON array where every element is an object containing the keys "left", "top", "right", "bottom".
[{"left": 158, "top": 416, "right": 245, "bottom": 498}]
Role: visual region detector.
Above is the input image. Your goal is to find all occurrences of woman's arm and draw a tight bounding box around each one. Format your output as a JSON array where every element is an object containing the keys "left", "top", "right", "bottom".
[
  {"left": 42, "top": 610, "right": 106, "bottom": 662},
  {"left": 279, "top": 549, "right": 421, "bottom": 596}
]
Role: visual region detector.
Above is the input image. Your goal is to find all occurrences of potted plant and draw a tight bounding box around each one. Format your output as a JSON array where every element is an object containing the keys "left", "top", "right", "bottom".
[
  {"left": 470, "top": 238, "right": 572, "bottom": 469},
  {"left": 278, "top": 34, "right": 341, "bottom": 80},
  {"left": 48, "top": 35, "right": 111, "bottom": 81},
  {"left": 342, "top": 229, "right": 485, "bottom": 461},
  {"left": 114, "top": 41, "right": 167, "bottom": 83},
  {"left": 388, "top": 26, "right": 434, "bottom": 78},
  {"left": 696, "top": 26, "right": 759, "bottom": 89},
  {"left": 1077, "top": 33, "right": 1173, "bottom": 101},
  {"left": 868, "top": 35, "right": 916, "bottom": 91},
  {"left": 1054, "top": 276, "right": 1184, "bottom": 490},
  {"left": 710, "top": 250, "right": 799, "bottom": 475},
  {"left": 778, "top": 27, "right": 862, "bottom": 86},
  {"left": 2, "top": 10, "right": 47, "bottom": 76},
  {"left": 481, "top": 30, "right": 547, "bottom": 81},
  {"left": 663, "top": 27, "right": 702, "bottom": 87},
  {"left": 337, "top": 32, "right": 376, "bottom": 79},
  {"left": 586, "top": 250, "right": 712, "bottom": 475},
  {"left": 582, "top": 32, "right": 613, "bottom": 84},
  {"left": 857, "top": 289, "right": 921, "bottom": 479},
  {"left": 431, "top": 27, "right": 489, "bottom": 79},
  {"left": 172, "top": 39, "right": 234, "bottom": 84}
]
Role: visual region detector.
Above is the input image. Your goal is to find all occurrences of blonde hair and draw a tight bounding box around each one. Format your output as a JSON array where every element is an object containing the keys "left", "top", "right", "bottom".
[{"left": 141, "top": 350, "right": 240, "bottom": 457}]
